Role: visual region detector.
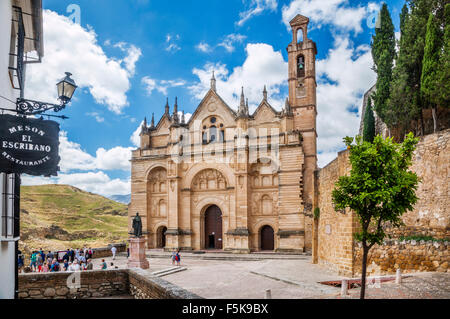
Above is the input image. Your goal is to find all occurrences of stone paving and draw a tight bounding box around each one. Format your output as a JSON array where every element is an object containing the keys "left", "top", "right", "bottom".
[
  {"left": 90, "top": 252, "right": 450, "bottom": 299},
  {"left": 331, "top": 272, "right": 450, "bottom": 299}
]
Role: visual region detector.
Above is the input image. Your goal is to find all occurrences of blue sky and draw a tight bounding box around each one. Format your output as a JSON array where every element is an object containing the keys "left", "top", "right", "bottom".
[{"left": 22, "top": 0, "right": 407, "bottom": 197}]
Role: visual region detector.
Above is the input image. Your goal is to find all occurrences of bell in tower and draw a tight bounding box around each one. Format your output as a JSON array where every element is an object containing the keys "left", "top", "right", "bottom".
[{"left": 286, "top": 14, "right": 318, "bottom": 213}]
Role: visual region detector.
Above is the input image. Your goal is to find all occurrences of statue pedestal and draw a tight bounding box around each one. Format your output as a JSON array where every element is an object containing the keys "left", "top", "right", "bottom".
[{"left": 127, "top": 237, "right": 149, "bottom": 269}]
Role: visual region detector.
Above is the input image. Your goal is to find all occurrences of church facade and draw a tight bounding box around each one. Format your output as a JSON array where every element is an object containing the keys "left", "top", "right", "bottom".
[{"left": 129, "top": 14, "right": 318, "bottom": 253}]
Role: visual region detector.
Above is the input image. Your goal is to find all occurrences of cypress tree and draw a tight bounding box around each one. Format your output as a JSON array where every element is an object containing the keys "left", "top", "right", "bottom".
[
  {"left": 363, "top": 97, "right": 376, "bottom": 142},
  {"left": 421, "top": 12, "right": 442, "bottom": 132},
  {"left": 399, "top": 4, "right": 409, "bottom": 36},
  {"left": 388, "top": 0, "right": 437, "bottom": 138},
  {"left": 371, "top": 4, "right": 396, "bottom": 126},
  {"left": 437, "top": 3, "right": 450, "bottom": 109}
]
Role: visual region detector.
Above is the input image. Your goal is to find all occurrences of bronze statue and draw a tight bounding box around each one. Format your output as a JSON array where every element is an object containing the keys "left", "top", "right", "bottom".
[{"left": 132, "top": 212, "right": 142, "bottom": 238}]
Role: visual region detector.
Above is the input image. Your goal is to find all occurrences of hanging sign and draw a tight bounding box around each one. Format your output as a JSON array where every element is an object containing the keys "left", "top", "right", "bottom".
[{"left": 0, "top": 114, "right": 60, "bottom": 176}]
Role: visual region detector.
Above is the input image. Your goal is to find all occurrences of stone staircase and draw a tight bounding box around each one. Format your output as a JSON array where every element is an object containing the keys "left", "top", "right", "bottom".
[{"left": 145, "top": 250, "right": 310, "bottom": 261}]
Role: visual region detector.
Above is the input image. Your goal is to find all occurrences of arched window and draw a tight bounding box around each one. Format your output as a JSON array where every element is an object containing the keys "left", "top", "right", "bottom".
[
  {"left": 297, "top": 55, "right": 305, "bottom": 78},
  {"left": 297, "top": 28, "right": 304, "bottom": 44},
  {"left": 202, "top": 131, "right": 207, "bottom": 144},
  {"left": 220, "top": 130, "right": 225, "bottom": 142},
  {"left": 209, "top": 125, "right": 217, "bottom": 143}
]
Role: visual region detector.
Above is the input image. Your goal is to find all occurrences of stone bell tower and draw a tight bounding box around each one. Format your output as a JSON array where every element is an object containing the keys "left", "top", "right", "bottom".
[{"left": 287, "top": 14, "right": 318, "bottom": 214}]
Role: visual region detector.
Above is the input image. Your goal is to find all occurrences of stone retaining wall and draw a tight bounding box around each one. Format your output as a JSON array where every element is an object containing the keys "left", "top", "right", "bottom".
[
  {"left": 316, "top": 130, "right": 450, "bottom": 277},
  {"left": 128, "top": 268, "right": 202, "bottom": 299},
  {"left": 18, "top": 270, "right": 129, "bottom": 299},
  {"left": 354, "top": 240, "right": 449, "bottom": 275},
  {"left": 91, "top": 243, "right": 126, "bottom": 258},
  {"left": 18, "top": 268, "right": 202, "bottom": 299}
]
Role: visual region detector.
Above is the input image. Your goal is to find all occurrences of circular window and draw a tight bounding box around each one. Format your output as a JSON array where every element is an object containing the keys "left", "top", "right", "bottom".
[
  {"left": 210, "top": 117, "right": 216, "bottom": 124},
  {"left": 203, "top": 126, "right": 207, "bottom": 129}
]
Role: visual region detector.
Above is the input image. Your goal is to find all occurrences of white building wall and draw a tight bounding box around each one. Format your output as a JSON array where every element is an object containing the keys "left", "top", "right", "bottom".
[
  {"left": 0, "top": 0, "right": 17, "bottom": 108},
  {"left": 0, "top": 0, "right": 18, "bottom": 300}
]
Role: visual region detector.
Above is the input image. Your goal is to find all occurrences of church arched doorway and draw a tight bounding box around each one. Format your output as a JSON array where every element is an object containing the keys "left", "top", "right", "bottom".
[
  {"left": 204, "top": 205, "right": 223, "bottom": 249},
  {"left": 260, "top": 225, "right": 274, "bottom": 251},
  {"left": 157, "top": 226, "right": 167, "bottom": 248}
]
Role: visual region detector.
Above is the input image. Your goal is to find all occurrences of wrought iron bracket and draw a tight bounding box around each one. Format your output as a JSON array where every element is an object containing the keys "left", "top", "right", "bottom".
[{"left": 16, "top": 98, "right": 67, "bottom": 115}]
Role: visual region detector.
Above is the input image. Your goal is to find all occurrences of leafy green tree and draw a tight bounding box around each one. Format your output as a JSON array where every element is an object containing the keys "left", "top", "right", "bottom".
[
  {"left": 332, "top": 133, "right": 419, "bottom": 299},
  {"left": 421, "top": 12, "right": 443, "bottom": 132},
  {"left": 371, "top": 4, "right": 396, "bottom": 126},
  {"left": 388, "top": 0, "right": 441, "bottom": 137},
  {"left": 363, "top": 97, "right": 376, "bottom": 142},
  {"left": 399, "top": 3, "right": 409, "bottom": 36},
  {"left": 437, "top": 3, "right": 450, "bottom": 109}
]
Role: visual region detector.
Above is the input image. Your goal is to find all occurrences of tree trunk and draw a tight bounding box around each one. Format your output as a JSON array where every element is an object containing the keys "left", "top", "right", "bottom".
[
  {"left": 432, "top": 106, "right": 437, "bottom": 133},
  {"left": 420, "top": 109, "right": 424, "bottom": 136},
  {"left": 360, "top": 243, "right": 369, "bottom": 299}
]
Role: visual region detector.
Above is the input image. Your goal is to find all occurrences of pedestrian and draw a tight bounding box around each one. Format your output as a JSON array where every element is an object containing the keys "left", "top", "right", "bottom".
[
  {"left": 63, "top": 259, "right": 69, "bottom": 271},
  {"left": 63, "top": 249, "right": 69, "bottom": 262},
  {"left": 171, "top": 251, "right": 176, "bottom": 265},
  {"left": 127, "top": 247, "right": 129, "bottom": 258},
  {"left": 69, "top": 259, "right": 80, "bottom": 272},
  {"left": 42, "top": 262, "right": 49, "bottom": 272},
  {"left": 101, "top": 259, "right": 107, "bottom": 270},
  {"left": 18, "top": 253, "right": 24, "bottom": 273},
  {"left": 47, "top": 250, "right": 54, "bottom": 261},
  {"left": 111, "top": 245, "right": 117, "bottom": 260},
  {"left": 78, "top": 252, "right": 86, "bottom": 264},
  {"left": 86, "top": 259, "right": 93, "bottom": 270},
  {"left": 30, "top": 251, "right": 37, "bottom": 272},
  {"left": 88, "top": 247, "right": 93, "bottom": 259},
  {"left": 70, "top": 248, "right": 75, "bottom": 262},
  {"left": 39, "top": 248, "right": 46, "bottom": 264},
  {"left": 175, "top": 250, "right": 181, "bottom": 266},
  {"left": 50, "top": 258, "right": 60, "bottom": 272},
  {"left": 37, "top": 252, "right": 43, "bottom": 271}
]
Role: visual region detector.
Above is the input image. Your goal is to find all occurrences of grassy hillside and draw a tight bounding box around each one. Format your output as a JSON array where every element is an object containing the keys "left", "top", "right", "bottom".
[{"left": 19, "top": 184, "right": 128, "bottom": 255}]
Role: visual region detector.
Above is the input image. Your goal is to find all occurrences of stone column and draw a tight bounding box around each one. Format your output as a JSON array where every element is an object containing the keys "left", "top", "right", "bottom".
[{"left": 166, "top": 160, "right": 181, "bottom": 250}]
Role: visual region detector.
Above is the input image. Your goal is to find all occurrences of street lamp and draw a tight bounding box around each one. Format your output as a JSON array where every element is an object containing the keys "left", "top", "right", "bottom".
[
  {"left": 16, "top": 72, "right": 77, "bottom": 115},
  {"left": 56, "top": 72, "right": 77, "bottom": 105}
]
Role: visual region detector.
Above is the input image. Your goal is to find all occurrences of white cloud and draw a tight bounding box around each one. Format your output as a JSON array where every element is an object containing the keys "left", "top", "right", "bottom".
[
  {"left": 22, "top": 131, "right": 134, "bottom": 197},
  {"left": 25, "top": 10, "right": 141, "bottom": 114},
  {"left": 22, "top": 172, "right": 130, "bottom": 197},
  {"left": 113, "top": 42, "right": 142, "bottom": 76},
  {"left": 281, "top": 0, "right": 367, "bottom": 33},
  {"left": 196, "top": 34, "right": 246, "bottom": 54},
  {"left": 59, "top": 131, "right": 133, "bottom": 172},
  {"left": 218, "top": 34, "right": 247, "bottom": 53},
  {"left": 142, "top": 76, "right": 186, "bottom": 95},
  {"left": 131, "top": 121, "right": 144, "bottom": 148},
  {"left": 196, "top": 42, "right": 212, "bottom": 53},
  {"left": 237, "top": 0, "right": 278, "bottom": 26},
  {"left": 95, "top": 147, "right": 134, "bottom": 171},
  {"left": 316, "top": 37, "right": 376, "bottom": 167},
  {"left": 59, "top": 131, "right": 96, "bottom": 172},
  {"left": 165, "top": 34, "right": 181, "bottom": 52},
  {"left": 86, "top": 112, "right": 105, "bottom": 123},
  {"left": 190, "top": 43, "right": 287, "bottom": 113}
]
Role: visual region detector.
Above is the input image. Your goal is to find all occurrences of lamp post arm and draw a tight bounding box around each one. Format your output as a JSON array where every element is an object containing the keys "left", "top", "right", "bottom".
[{"left": 16, "top": 98, "right": 68, "bottom": 115}]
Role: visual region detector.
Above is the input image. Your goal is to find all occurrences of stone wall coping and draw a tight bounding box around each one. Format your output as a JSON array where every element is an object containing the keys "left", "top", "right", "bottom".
[
  {"left": 355, "top": 239, "right": 449, "bottom": 247},
  {"left": 128, "top": 268, "right": 203, "bottom": 299}
]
